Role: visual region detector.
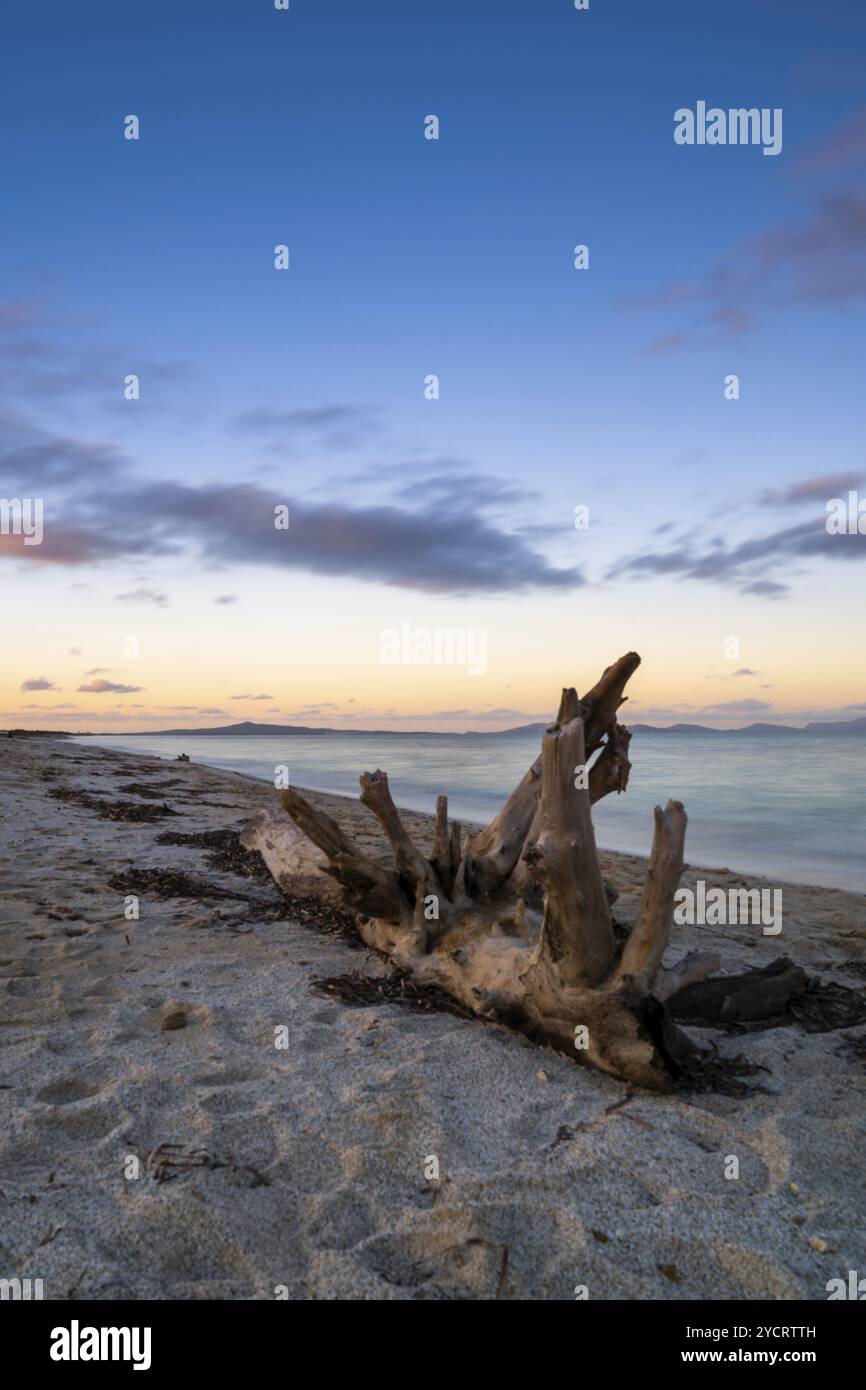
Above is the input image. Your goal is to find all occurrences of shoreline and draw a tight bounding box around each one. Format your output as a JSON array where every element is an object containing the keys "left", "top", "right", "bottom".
[
  {"left": 63, "top": 733, "right": 866, "bottom": 896},
  {"left": 2, "top": 737, "right": 865, "bottom": 1300}
]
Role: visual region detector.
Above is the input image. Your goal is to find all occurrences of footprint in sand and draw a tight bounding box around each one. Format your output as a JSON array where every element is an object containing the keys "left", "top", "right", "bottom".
[
  {"left": 80, "top": 981, "right": 125, "bottom": 1003},
  {"left": 36, "top": 1076, "right": 106, "bottom": 1105},
  {"left": 196, "top": 1074, "right": 268, "bottom": 1116},
  {"left": 357, "top": 1227, "right": 506, "bottom": 1297},
  {"left": 6, "top": 975, "right": 53, "bottom": 997},
  {"left": 32, "top": 1076, "right": 120, "bottom": 1142}
]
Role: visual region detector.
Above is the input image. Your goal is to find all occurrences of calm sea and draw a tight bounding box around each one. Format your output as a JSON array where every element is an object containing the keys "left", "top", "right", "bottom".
[{"left": 75, "top": 731, "right": 866, "bottom": 893}]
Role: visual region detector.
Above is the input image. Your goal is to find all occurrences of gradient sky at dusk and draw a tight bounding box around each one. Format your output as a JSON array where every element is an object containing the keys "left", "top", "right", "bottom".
[{"left": 2, "top": 0, "right": 865, "bottom": 730}]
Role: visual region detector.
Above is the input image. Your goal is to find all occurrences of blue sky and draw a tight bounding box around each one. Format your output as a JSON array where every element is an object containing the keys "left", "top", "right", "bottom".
[{"left": 2, "top": 1, "right": 865, "bottom": 730}]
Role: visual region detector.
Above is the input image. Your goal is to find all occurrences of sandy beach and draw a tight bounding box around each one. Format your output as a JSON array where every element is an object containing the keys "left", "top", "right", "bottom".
[{"left": 1, "top": 736, "right": 865, "bottom": 1301}]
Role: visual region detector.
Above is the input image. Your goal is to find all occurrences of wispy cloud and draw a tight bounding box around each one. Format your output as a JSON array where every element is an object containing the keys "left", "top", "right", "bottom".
[
  {"left": 609, "top": 506, "right": 866, "bottom": 597},
  {"left": 20, "top": 676, "right": 59, "bottom": 692},
  {"left": 22, "top": 701, "right": 77, "bottom": 710},
  {"left": 229, "top": 403, "right": 382, "bottom": 454},
  {"left": 623, "top": 183, "right": 866, "bottom": 349},
  {"left": 760, "top": 472, "right": 865, "bottom": 506},
  {"left": 76, "top": 679, "right": 143, "bottom": 694},
  {"left": 115, "top": 588, "right": 169, "bottom": 607},
  {"left": 0, "top": 307, "right": 193, "bottom": 415}
]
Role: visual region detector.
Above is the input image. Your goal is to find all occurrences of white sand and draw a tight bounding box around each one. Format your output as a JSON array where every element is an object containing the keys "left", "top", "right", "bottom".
[{"left": 1, "top": 736, "right": 864, "bottom": 1300}]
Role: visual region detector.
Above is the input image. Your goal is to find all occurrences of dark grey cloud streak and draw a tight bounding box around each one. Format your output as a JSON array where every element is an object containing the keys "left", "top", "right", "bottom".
[
  {"left": 0, "top": 417, "right": 582, "bottom": 596},
  {"left": 3, "top": 299, "right": 863, "bottom": 600},
  {"left": 4, "top": 413, "right": 865, "bottom": 599},
  {"left": 609, "top": 514, "right": 865, "bottom": 598}
]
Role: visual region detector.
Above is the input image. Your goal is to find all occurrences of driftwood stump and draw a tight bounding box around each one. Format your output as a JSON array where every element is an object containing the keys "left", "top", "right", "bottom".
[{"left": 254, "top": 653, "right": 804, "bottom": 1090}]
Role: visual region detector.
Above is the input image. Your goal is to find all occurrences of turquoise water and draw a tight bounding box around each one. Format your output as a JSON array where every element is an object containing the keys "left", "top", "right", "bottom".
[{"left": 75, "top": 731, "right": 866, "bottom": 893}]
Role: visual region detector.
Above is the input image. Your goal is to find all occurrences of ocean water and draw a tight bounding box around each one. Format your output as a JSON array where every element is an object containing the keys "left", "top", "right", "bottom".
[{"left": 74, "top": 731, "right": 866, "bottom": 893}]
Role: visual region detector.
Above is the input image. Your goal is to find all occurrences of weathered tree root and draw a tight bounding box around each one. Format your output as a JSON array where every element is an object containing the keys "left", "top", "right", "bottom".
[{"left": 255, "top": 653, "right": 805, "bottom": 1090}]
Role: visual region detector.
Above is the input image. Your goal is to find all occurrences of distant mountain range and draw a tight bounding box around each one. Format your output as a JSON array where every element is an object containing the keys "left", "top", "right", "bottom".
[
  {"left": 489, "top": 717, "right": 866, "bottom": 737},
  {"left": 146, "top": 720, "right": 340, "bottom": 736},
  {"left": 627, "top": 717, "right": 866, "bottom": 735},
  {"left": 112, "top": 715, "right": 866, "bottom": 737}
]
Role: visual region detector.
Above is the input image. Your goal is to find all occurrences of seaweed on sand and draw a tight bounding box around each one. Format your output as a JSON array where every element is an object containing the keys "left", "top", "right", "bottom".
[{"left": 48, "top": 784, "right": 181, "bottom": 821}]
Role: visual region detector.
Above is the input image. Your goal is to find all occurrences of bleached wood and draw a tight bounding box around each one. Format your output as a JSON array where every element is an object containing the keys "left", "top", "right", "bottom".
[
  {"left": 617, "top": 799, "right": 687, "bottom": 987},
  {"left": 523, "top": 717, "right": 614, "bottom": 986},
  {"left": 257, "top": 654, "right": 784, "bottom": 1090}
]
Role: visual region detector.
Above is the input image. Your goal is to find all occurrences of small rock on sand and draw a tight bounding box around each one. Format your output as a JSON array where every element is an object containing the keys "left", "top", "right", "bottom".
[{"left": 160, "top": 1000, "right": 190, "bottom": 1031}]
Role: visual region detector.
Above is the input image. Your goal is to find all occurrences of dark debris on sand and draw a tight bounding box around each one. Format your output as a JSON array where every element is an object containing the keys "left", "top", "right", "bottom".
[
  {"left": 125, "top": 1140, "right": 271, "bottom": 1188},
  {"left": 263, "top": 891, "right": 365, "bottom": 946},
  {"left": 110, "top": 763, "right": 174, "bottom": 777},
  {"left": 154, "top": 828, "right": 272, "bottom": 881},
  {"left": 152, "top": 828, "right": 365, "bottom": 944},
  {"left": 115, "top": 780, "right": 188, "bottom": 799},
  {"left": 310, "top": 968, "right": 479, "bottom": 1021},
  {"left": 789, "top": 977, "right": 866, "bottom": 1032},
  {"left": 48, "top": 785, "right": 182, "bottom": 821},
  {"left": 674, "top": 1048, "right": 770, "bottom": 1098},
  {"left": 107, "top": 867, "right": 250, "bottom": 902}
]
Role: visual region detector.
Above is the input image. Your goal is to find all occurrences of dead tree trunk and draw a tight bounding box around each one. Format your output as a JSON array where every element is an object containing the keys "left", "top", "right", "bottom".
[{"left": 253, "top": 653, "right": 802, "bottom": 1090}]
